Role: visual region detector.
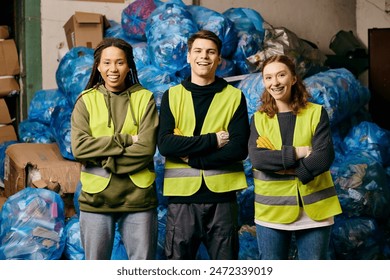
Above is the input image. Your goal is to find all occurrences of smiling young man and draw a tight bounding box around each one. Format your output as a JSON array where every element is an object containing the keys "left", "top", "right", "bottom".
[{"left": 157, "top": 30, "right": 250, "bottom": 260}]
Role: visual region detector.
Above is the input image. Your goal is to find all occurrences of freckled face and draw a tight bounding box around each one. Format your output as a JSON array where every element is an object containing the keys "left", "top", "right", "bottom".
[
  {"left": 262, "top": 61, "right": 297, "bottom": 104},
  {"left": 98, "top": 46, "right": 130, "bottom": 92}
]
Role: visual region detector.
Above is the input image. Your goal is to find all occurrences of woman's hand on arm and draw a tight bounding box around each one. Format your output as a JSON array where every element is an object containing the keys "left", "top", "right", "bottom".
[{"left": 295, "top": 146, "right": 312, "bottom": 159}]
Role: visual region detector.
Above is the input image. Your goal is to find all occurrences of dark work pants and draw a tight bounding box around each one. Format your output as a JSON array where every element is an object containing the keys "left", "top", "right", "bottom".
[{"left": 164, "top": 202, "right": 239, "bottom": 260}]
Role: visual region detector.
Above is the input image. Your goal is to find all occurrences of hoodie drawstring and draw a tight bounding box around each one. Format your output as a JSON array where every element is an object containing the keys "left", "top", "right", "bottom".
[
  {"left": 105, "top": 88, "right": 138, "bottom": 128},
  {"left": 107, "top": 93, "right": 112, "bottom": 128},
  {"left": 128, "top": 92, "right": 138, "bottom": 126}
]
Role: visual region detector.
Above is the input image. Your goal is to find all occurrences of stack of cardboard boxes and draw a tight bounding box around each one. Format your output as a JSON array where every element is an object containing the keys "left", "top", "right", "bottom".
[
  {"left": 0, "top": 25, "right": 81, "bottom": 214},
  {"left": 0, "top": 11, "right": 111, "bottom": 214},
  {"left": 0, "top": 23, "right": 12, "bottom": 208},
  {"left": 0, "top": 25, "right": 20, "bottom": 98},
  {"left": 0, "top": 24, "right": 19, "bottom": 149},
  {"left": 0, "top": 98, "right": 17, "bottom": 145},
  {"left": 0, "top": 96, "right": 17, "bottom": 209},
  {"left": 1, "top": 96, "right": 81, "bottom": 216}
]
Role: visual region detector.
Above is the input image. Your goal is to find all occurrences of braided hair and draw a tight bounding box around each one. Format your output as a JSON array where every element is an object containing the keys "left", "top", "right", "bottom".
[{"left": 85, "top": 37, "right": 140, "bottom": 90}]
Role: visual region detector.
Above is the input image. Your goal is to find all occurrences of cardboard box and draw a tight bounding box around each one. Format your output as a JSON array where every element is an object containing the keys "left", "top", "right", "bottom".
[
  {"left": 0, "top": 39, "right": 20, "bottom": 76},
  {"left": 0, "top": 76, "right": 19, "bottom": 98},
  {"left": 0, "top": 196, "right": 6, "bottom": 210},
  {"left": 0, "top": 98, "right": 17, "bottom": 143},
  {"left": 0, "top": 26, "right": 10, "bottom": 39},
  {"left": 63, "top": 11, "right": 110, "bottom": 49},
  {"left": 0, "top": 125, "right": 17, "bottom": 144},
  {"left": 3, "top": 143, "right": 82, "bottom": 197},
  {"left": 0, "top": 98, "right": 12, "bottom": 124}
]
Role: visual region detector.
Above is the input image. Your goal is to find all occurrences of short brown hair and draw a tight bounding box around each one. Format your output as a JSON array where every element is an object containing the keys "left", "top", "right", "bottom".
[{"left": 187, "top": 30, "right": 222, "bottom": 55}]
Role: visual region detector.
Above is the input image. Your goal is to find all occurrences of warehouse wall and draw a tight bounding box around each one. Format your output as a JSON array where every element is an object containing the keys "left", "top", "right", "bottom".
[
  {"left": 39, "top": 0, "right": 382, "bottom": 90},
  {"left": 355, "top": 0, "right": 390, "bottom": 85},
  {"left": 41, "top": 0, "right": 139, "bottom": 89},
  {"left": 40, "top": 0, "right": 192, "bottom": 89},
  {"left": 201, "top": 0, "right": 356, "bottom": 53}
]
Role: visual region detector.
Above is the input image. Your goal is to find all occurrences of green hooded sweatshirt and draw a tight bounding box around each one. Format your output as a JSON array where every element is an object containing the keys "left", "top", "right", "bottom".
[{"left": 71, "top": 84, "right": 158, "bottom": 213}]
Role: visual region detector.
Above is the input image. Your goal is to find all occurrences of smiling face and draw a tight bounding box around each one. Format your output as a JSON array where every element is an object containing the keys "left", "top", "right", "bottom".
[
  {"left": 98, "top": 46, "right": 130, "bottom": 92},
  {"left": 187, "top": 38, "right": 221, "bottom": 86},
  {"left": 262, "top": 61, "right": 297, "bottom": 110}
]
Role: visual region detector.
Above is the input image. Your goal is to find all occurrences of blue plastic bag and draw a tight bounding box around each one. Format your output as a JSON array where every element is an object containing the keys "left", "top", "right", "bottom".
[
  {"left": 236, "top": 72, "right": 264, "bottom": 120},
  {"left": 223, "top": 7, "right": 265, "bottom": 34},
  {"left": 342, "top": 121, "right": 390, "bottom": 166},
  {"left": 145, "top": 0, "right": 198, "bottom": 73},
  {"left": 137, "top": 64, "right": 180, "bottom": 110},
  {"left": 187, "top": 5, "right": 238, "bottom": 58},
  {"left": 0, "top": 141, "right": 18, "bottom": 185},
  {"left": 50, "top": 105, "right": 74, "bottom": 160},
  {"left": 331, "top": 214, "right": 383, "bottom": 260},
  {"left": 0, "top": 187, "right": 66, "bottom": 260},
  {"left": 56, "top": 47, "right": 94, "bottom": 106},
  {"left": 18, "top": 120, "right": 55, "bottom": 143},
  {"left": 304, "top": 68, "right": 371, "bottom": 127},
  {"left": 28, "top": 88, "right": 69, "bottom": 125},
  {"left": 63, "top": 216, "right": 84, "bottom": 260},
  {"left": 331, "top": 151, "right": 390, "bottom": 219},
  {"left": 121, "top": 0, "right": 157, "bottom": 41}
]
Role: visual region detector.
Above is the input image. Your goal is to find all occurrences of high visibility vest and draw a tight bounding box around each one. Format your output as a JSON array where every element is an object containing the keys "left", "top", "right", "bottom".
[
  {"left": 80, "top": 88, "right": 155, "bottom": 194},
  {"left": 253, "top": 103, "right": 342, "bottom": 223},
  {"left": 163, "top": 84, "right": 247, "bottom": 196}
]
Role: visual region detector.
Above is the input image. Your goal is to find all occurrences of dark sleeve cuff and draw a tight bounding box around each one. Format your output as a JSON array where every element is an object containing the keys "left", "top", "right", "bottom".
[
  {"left": 295, "top": 161, "right": 314, "bottom": 184},
  {"left": 282, "top": 145, "right": 297, "bottom": 169},
  {"left": 188, "top": 156, "right": 203, "bottom": 170}
]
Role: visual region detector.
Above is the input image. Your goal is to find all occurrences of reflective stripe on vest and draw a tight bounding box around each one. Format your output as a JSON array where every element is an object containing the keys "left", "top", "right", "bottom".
[
  {"left": 164, "top": 163, "right": 244, "bottom": 178},
  {"left": 254, "top": 172, "right": 338, "bottom": 206},
  {"left": 164, "top": 168, "right": 201, "bottom": 178},
  {"left": 163, "top": 84, "right": 247, "bottom": 196},
  {"left": 253, "top": 103, "right": 342, "bottom": 223},
  {"left": 80, "top": 88, "right": 155, "bottom": 193},
  {"left": 255, "top": 194, "right": 297, "bottom": 205}
]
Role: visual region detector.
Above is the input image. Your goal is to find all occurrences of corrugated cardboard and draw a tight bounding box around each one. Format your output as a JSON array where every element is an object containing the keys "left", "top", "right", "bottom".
[
  {"left": 0, "top": 98, "right": 12, "bottom": 124},
  {"left": 63, "top": 11, "right": 110, "bottom": 49},
  {"left": 0, "top": 39, "right": 20, "bottom": 76},
  {"left": 3, "top": 143, "right": 82, "bottom": 197},
  {"left": 0, "top": 196, "right": 6, "bottom": 210},
  {"left": 0, "top": 125, "right": 17, "bottom": 144},
  {"left": 0, "top": 76, "right": 20, "bottom": 98},
  {"left": 0, "top": 26, "right": 10, "bottom": 39},
  {"left": 0, "top": 98, "right": 17, "bottom": 143}
]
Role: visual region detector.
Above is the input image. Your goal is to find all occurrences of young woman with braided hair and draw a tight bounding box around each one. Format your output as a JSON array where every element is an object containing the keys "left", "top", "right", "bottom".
[{"left": 71, "top": 37, "right": 158, "bottom": 259}]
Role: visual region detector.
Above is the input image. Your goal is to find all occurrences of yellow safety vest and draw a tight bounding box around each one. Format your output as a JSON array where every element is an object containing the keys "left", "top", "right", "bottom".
[
  {"left": 253, "top": 103, "right": 342, "bottom": 223},
  {"left": 163, "top": 84, "right": 248, "bottom": 196},
  {"left": 80, "top": 88, "right": 155, "bottom": 194}
]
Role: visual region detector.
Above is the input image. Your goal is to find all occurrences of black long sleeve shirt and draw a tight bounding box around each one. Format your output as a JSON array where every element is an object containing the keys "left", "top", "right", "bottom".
[
  {"left": 248, "top": 107, "right": 335, "bottom": 185},
  {"left": 158, "top": 77, "right": 250, "bottom": 204}
]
